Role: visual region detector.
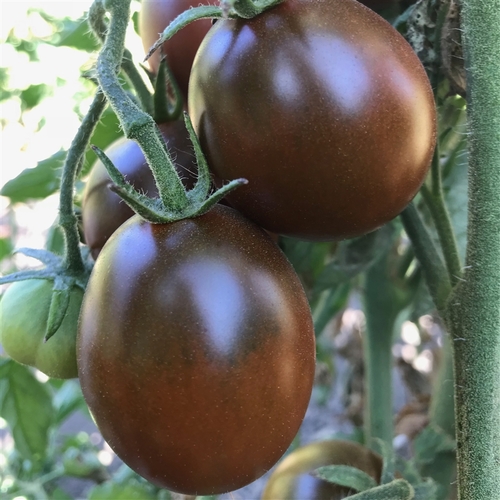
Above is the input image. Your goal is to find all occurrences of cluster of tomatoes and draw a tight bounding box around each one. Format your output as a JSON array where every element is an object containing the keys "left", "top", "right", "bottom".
[{"left": 1, "top": 0, "right": 436, "bottom": 496}]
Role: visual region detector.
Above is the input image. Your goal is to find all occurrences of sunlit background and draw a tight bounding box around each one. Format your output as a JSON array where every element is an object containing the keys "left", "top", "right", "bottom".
[{"left": 1, "top": 1, "right": 143, "bottom": 271}]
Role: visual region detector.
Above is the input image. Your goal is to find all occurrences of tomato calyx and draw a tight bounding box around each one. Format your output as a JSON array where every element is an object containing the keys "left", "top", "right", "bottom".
[
  {"left": 95, "top": 0, "right": 247, "bottom": 225},
  {"left": 144, "top": 0, "right": 284, "bottom": 64},
  {"left": 0, "top": 247, "right": 92, "bottom": 341}
]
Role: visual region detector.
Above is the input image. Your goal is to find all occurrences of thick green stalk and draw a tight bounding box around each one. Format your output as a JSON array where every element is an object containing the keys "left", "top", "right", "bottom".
[
  {"left": 446, "top": 0, "right": 500, "bottom": 498},
  {"left": 97, "top": 0, "right": 189, "bottom": 213},
  {"left": 362, "top": 253, "right": 398, "bottom": 448},
  {"left": 59, "top": 91, "right": 107, "bottom": 273}
]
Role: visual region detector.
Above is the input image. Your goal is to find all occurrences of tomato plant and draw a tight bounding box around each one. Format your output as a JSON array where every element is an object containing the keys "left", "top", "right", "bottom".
[
  {"left": 139, "top": 0, "right": 216, "bottom": 100},
  {"left": 189, "top": 0, "right": 436, "bottom": 240},
  {"left": 0, "top": 279, "right": 83, "bottom": 379},
  {"left": 262, "top": 440, "right": 383, "bottom": 500},
  {"left": 77, "top": 204, "right": 316, "bottom": 495},
  {"left": 82, "top": 121, "right": 197, "bottom": 259}
]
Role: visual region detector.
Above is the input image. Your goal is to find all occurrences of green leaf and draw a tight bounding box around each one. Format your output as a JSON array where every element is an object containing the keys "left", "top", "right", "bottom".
[
  {"left": 39, "top": 13, "right": 100, "bottom": 52},
  {"left": 0, "top": 360, "right": 55, "bottom": 460},
  {"left": 413, "top": 425, "right": 456, "bottom": 466},
  {"left": 348, "top": 479, "right": 414, "bottom": 499},
  {"left": 314, "top": 226, "right": 394, "bottom": 294},
  {"left": 1, "top": 150, "right": 66, "bottom": 203},
  {"left": 372, "top": 438, "right": 397, "bottom": 485},
  {"left": 53, "top": 379, "right": 86, "bottom": 424},
  {"left": 0, "top": 237, "right": 13, "bottom": 261},
  {"left": 312, "top": 464, "right": 377, "bottom": 492},
  {"left": 88, "top": 482, "right": 156, "bottom": 500},
  {"left": 20, "top": 83, "right": 50, "bottom": 110}
]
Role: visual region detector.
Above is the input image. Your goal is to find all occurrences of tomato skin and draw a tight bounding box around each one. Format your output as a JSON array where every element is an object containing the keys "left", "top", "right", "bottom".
[
  {"left": 189, "top": 0, "right": 436, "bottom": 241},
  {"left": 77, "top": 205, "right": 316, "bottom": 495},
  {"left": 262, "top": 440, "right": 383, "bottom": 500},
  {"left": 82, "top": 121, "right": 196, "bottom": 259},
  {"left": 139, "top": 0, "right": 217, "bottom": 100},
  {"left": 0, "top": 279, "right": 83, "bottom": 379}
]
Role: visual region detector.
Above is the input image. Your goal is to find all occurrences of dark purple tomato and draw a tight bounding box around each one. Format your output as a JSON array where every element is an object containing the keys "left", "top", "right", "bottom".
[
  {"left": 262, "top": 440, "right": 383, "bottom": 500},
  {"left": 77, "top": 205, "right": 316, "bottom": 495},
  {"left": 82, "top": 121, "right": 196, "bottom": 259},
  {"left": 189, "top": 0, "right": 436, "bottom": 241},
  {"left": 139, "top": 0, "right": 217, "bottom": 100}
]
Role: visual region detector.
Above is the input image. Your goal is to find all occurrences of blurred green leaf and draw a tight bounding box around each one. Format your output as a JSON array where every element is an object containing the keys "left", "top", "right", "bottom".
[
  {"left": 20, "top": 83, "right": 50, "bottom": 110},
  {"left": 1, "top": 150, "right": 66, "bottom": 203},
  {"left": 51, "top": 487, "right": 73, "bottom": 500},
  {"left": 314, "top": 226, "right": 394, "bottom": 294},
  {"left": 0, "top": 360, "right": 55, "bottom": 461},
  {"left": 313, "top": 464, "right": 377, "bottom": 492},
  {"left": 0, "top": 237, "right": 13, "bottom": 261},
  {"left": 53, "top": 379, "right": 87, "bottom": 424},
  {"left": 414, "top": 424, "right": 456, "bottom": 466},
  {"left": 88, "top": 482, "right": 156, "bottom": 500},
  {"left": 38, "top": 12, "right": 100, "bottom": 52},
  {"left": 6, "top": 36, "right": 39, "bottom": 61}
]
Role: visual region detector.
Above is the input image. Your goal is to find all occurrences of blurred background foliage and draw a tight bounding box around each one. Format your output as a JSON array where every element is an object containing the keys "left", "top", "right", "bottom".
[{"left": 0, "top": 1, "right": 467, "bottom": 499}]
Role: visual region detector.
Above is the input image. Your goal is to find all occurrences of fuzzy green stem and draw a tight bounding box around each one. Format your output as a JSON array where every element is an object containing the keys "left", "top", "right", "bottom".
[
  {"left": 59, "top": 91, "right": 107, "bottom": 274},
  {"left": 97, "top": 0, "right": 188, "bottom": 213},
  {"left": 88, "top": 1, "right": 154, "bottom": 115},
  {"left": 362, "top": 253, "right": 398, "bottom": 448},
  {"left": 445, "top": 0, "right": 500, "bottom": 498},
  {"left": 145, "top": 1, "right": 284, "bottom": 62},
  {"left": 421, "top": 148, "right": 463, "bottom": 286},
  {"left": 400, "top": 204, "right": 452, "bottom": 314}
]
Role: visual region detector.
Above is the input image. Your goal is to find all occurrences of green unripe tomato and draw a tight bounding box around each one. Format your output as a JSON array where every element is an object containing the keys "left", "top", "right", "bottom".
[{"left": 0, "top": 279, "right": 83, "bottom": 379}]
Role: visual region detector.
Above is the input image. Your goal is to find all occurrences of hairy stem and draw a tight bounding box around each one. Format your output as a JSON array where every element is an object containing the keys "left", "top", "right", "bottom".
[
  {"left": 97, "top": 0, "right": 188, "bottom": 213},
  {"left": 446, "top": 0, "right": 500, "bottom": 497},
  {"left": 400, "top": 204, "right": 452, "bottom": 314},
  {"left": 59, "top": 91, "right": 107, "bottom": 273},
  {"left": 421, "top": 147, "right": 462, "bottom": 286}
]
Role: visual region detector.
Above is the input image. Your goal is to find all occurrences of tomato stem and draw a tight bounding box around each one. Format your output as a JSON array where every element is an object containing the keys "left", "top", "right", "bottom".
[
  {"left": 445, "top": 0, "right": 500, "bottom": 496},
  {"left": 89, "top": 0, "right": 154, "bottom": 116},
  {"left": 362, "top": 251, "right": 398, "bottom": 449},
  {"left": 421, "top": 146, "right": 463, "bottom": 287},
  {"left": 399, "top": 203, "right": 452, "bottom": 315},
  {"left": 144, "top": 1, "right": 284, "bottom": 63},
  {"left": 59, "top": 91, "right": 107, "bottom": 275}
]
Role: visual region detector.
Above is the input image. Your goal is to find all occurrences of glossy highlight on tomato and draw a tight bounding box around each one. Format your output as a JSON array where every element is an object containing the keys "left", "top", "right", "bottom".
[
  {"left": 82, "top": 121, "right": 196, "bottom": 259},
  {"left": 77, "top": 205, "right": 316, "bottom": 495},
  {"left": 189, "top": 0, "right": 437, "bottom": 241},
  {"left": 139, "top": 0, "right": 217, "bottom": 100}
]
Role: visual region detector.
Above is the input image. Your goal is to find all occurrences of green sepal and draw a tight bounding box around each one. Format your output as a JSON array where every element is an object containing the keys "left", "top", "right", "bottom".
[{"left": 45, "top": 285, "right": 71, "bottom": 342}]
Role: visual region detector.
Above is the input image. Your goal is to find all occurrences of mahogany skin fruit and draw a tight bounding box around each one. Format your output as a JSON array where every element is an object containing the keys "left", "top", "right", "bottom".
[
  {"left": 77, "top": 205, "right": 316, "bottom": 495},
  {"left": 189, "top": 0, "right": 437, "bottom": 241}
]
